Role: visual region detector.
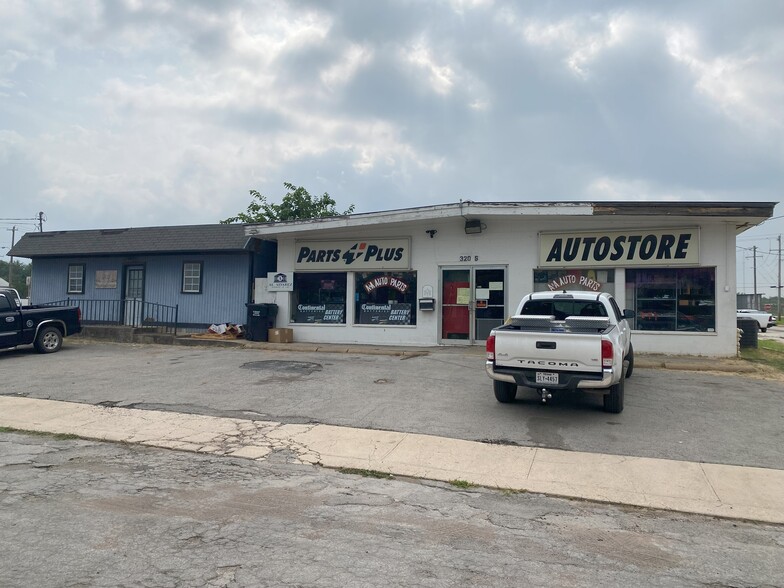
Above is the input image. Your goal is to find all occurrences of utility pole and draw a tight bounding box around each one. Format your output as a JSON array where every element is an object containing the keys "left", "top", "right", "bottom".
[
  {"left": 775, "top": 235, "right": 782, "bottom": 320},
  {"left": 747, "top": 245, "right": 760, "bottom": 307},
  {"left": 38, "top": 211, "right": 45, "bottom": 232},
  {"left": 753, "top": 245, "right": 758, "bottom": 302},
  {"left": 8, "top": 226, "right": 15, "bottom": 286}
]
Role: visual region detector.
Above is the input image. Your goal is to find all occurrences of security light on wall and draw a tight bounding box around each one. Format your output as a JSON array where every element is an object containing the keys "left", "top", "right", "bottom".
[{"left": 464, "top": 219, "right": 483, "bottom": 234}]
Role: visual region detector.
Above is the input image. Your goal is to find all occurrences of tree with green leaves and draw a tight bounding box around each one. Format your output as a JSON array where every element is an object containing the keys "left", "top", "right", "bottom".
[
  {"left": 0, "top": 259, "right": 31, "bottom": 295},
  {"left": 221, "top": 182, "right": 355, "bottom": 224}
]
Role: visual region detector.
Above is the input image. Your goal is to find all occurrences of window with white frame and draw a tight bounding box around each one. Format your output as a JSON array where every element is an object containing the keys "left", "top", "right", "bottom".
[
  {"left": 291, "top": 272, "right": 347, "bottom": 323},
  {"left": 67, "top": 264, "right": 85, "bottom": 294},
  {"left": 625, "top": 267, "right": 715, "bottom": 332},
  {"left": 182, "top": 262, "right": 203, "bottom": 294}
]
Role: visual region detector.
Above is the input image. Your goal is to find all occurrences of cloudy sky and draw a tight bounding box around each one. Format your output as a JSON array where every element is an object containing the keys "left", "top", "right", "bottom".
[{"left": 0, "top": 1, "right": 782, "bottom": 290}]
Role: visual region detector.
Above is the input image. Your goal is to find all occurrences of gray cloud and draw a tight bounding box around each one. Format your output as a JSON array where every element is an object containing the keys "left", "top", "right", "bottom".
[{"left": 0, "top": 0, "right": 780, "bottom": 265}]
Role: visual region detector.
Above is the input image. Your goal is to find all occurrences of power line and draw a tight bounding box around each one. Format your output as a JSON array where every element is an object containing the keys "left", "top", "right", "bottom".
[
  {"left": 0, "top": 213, "right": 46, "bottom": 232},
  {"left": 0, "top": 215, "right": 44, "bottom": 232},
  {"left": 737, "top": 234, "right": 784, "bottom": 242},
  {"left": 0, "top": 222, "right": 38, "bottom": 229},
  {"left": 736, "top": 244, "right": 779, "bottom": 255}
]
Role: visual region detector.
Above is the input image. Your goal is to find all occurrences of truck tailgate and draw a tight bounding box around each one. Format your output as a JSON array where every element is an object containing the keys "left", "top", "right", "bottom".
[{"left": 493, "top": 329, "right": 603, "bottom": 373}]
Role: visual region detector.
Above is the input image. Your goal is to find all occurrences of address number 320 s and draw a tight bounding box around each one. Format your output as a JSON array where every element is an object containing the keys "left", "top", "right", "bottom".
[{"left": 459, "top": 255, "right": 479, "bottom": 262}]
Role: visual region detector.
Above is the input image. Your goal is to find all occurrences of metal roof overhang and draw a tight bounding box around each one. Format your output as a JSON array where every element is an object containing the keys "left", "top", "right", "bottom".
[
  {"left": 244, "top": 201, "right": 777, "bottom": 240},
  {"left": 244, "top": 201, "right": 595, "bottom": 239},
  {"left": 592, "top": 202, "right": 777, "bottom": 235}
]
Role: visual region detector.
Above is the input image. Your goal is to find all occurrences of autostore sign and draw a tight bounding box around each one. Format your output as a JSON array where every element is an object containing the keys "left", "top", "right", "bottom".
[
  {"left": 294, "top": 238, "right": 411, "bottom": 270},
  {"left": 539, "top": 228, "right": 699, "bottom": 268}
]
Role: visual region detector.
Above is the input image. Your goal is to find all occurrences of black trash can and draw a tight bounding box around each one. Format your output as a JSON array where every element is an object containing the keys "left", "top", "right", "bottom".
[
  {"left": 737, "top": 318, "right": 759, "bottom": 349},
  {"left": 246, "top": 303, "right": 278, "bottom": 342}
]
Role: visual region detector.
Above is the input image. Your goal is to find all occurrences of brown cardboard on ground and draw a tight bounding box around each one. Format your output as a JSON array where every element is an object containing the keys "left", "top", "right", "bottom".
[{"left": 268, "top": 328, "right": 294, "bottom": 343}]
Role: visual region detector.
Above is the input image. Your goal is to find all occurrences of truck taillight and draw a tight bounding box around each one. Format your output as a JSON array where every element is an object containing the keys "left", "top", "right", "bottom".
[
  {"left": 601, "top": 340, "right": 613, "bottom": 368},
  {"left": 486, "top": 334, "right": 496, "bottom": 361},
  {"left": 77, "top": 308, "right": 82, "bottom": 321}
]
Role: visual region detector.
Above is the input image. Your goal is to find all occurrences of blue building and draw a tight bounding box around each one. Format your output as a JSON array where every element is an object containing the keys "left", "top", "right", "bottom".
[{"left": 9, "top": 224, "right": 276, "bottom": 331}]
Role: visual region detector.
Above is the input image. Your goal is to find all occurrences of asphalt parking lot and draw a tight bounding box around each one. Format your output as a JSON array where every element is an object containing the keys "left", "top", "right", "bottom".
[{"left": 2, "top": 339, "right": 782, "bottom": 470}]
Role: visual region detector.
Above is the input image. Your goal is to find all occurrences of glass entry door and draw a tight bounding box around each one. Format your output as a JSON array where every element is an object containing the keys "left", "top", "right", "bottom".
[
  {"left": 123, "top": 265, "right": 144, "bottom": 326},
  {"left": 474, "top": 267, "right": 506, "bottom": 340},
  {"left": 441, "top": 269, "right": 471, "bottom": 341},
  {"left": 440, "top": 266, "right": 506, "bottom": 344}
]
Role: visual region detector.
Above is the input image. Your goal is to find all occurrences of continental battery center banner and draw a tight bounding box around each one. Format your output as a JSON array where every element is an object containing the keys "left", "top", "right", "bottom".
[{"left": 539, "top": 228, "right": 699, "bottom": 268}]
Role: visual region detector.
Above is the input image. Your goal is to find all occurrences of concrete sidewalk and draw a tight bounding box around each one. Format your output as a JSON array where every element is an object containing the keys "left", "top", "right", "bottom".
[{"left": 2, "top": 396, "right": 782, "bottom": 525}]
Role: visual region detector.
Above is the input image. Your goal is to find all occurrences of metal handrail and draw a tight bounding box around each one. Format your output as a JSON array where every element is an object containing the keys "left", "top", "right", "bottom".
[{"left": 40, "top": 298, "right": 179, "bottom": 335}]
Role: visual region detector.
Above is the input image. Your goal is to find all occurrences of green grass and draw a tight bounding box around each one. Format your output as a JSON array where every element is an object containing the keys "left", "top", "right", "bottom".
[
  {"left": 0, "top": 426, "right": 80, "bottom": 441},
  {"left": 760, "top": 339, "right": 784, "bottom": 353},
  {"left": 499, "top": 488, "right": 526, "bottom": 496},
  {"left": 338, "top": 467, "right": 393, "bottom": 479},
  {"left": 448, "top": 479, "right": 474, "bottom": 489},
  {"left": 740, "top": 339, "right": 784, "bottom": 373}
]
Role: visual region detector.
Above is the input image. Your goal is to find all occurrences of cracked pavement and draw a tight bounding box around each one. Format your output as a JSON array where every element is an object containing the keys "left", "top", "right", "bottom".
[
  {"left": 2, "top": 341, "right": 783, "bottom": 470},
  {"left": 3, "top": 395, "right": 784, "bottom": 524},
  {"left": 2, "top": 341, "right": 783, "bottom": 585},
  {"left": 1, "top": 396, "right": 324, "bottom": 464},
  {"left": 2, "top": 431, "right": 783, "bottom": 588}
]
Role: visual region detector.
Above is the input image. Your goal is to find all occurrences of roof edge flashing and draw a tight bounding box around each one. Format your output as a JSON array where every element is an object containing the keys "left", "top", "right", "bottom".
[{"left": 245, "top": 201, "right": 597, "bottom": 236}]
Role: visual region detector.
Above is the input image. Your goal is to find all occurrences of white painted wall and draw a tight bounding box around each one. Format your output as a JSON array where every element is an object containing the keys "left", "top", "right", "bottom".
[{"left": 267, "top": 215, "right": 740, "bottom": 356}]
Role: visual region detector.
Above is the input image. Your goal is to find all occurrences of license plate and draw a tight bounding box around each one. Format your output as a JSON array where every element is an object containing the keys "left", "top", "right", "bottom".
[{"left": 535, "top": 372, "right": 559, "bottom": 385}]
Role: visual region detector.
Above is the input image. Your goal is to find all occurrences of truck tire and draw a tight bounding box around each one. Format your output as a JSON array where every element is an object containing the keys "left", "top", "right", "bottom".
[
  {"left": 34, "top": 326, "right": 63, "bottom": 354},
  {"left": 761, "top": 327, "right": 767, "bottom": 333},
  {"left": 603, "top": 368, "right": 625, "bottom": 414},
  {"left": 624, "top": 342, "right": 634, "bottom": 379},
  {"left": 493, "top": 380, "right": 517, "bottom": 403}
]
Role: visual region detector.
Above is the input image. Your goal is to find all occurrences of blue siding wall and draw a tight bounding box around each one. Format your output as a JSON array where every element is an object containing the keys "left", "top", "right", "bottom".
[
  {"left": 145, "top": 254, "right": 251, "bottom": 324},
  {"left": 31, "top": 253, "right": 252, "bottom": 325},
  {"left": 32, "top": 258, "right": 124, "bottom": 303}
]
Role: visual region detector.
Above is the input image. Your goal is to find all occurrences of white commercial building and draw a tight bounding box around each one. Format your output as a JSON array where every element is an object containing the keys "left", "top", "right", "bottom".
[{"left": 246, "top": 201, "right": 776, "bottom": 357}]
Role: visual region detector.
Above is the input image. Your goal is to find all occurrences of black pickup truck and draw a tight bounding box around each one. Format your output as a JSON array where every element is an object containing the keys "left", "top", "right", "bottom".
[{"left": 0, "top": 288, "right": 82, "bottom": 353}]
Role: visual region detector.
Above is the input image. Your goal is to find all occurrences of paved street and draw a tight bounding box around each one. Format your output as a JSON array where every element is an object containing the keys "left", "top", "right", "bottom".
[
  {"left": 2, "top": 431, "right": 782, "bottom": 588},
  {"left": 760, "top": 324, "right": 784, "bottom": 342},
  {"left": 7, "top": 395, "right": 782, "bottom": 523},
  {"left": 2, "top": 339, "right": 783, "bottom": 586},
  {"left": 2, "top": 340, "right": 783, "bottom": 469}
]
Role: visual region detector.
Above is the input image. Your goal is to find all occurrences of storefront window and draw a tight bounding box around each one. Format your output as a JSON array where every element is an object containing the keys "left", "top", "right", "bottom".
[
  {"left": 626, "top": 268, "right": 715, "bottom": 332},
  {"left": 291, "top": 272, "right": 347, "bottom": 324},
  {"left": 533, "top": 269, "right": 615, "bottom": 295},
  {"left": 355, "top": 272, "right": 417, "bottom": 326}
]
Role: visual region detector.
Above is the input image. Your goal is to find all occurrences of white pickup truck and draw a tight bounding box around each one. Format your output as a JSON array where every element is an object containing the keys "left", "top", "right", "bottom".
[
  {"left": 485, "top": 291, "right": 634, "bottom": 413},
  {"left": 736, "top": 309, "right": 775, "bottom": 332}
]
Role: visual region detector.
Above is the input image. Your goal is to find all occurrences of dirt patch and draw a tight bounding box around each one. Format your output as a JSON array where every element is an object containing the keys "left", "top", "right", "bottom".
[{"left": 638, "top": 354, "right": 784, "bottom": 383}]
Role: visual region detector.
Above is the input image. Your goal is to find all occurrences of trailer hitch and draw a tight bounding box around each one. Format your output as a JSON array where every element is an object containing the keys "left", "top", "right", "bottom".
[{"left": 539, "top": 388, "right": 553, "bottom": 404}]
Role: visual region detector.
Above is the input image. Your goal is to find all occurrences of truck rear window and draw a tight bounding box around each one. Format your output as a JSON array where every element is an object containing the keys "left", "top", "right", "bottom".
[{"left": 521, "top": 300, "right": 607, "bottom": 320}]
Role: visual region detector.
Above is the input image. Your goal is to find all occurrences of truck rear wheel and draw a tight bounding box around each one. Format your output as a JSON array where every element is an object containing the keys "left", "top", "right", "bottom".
[
  {"left": 624, "top": 342, "right": 634, "bottom": 379},
  {"left": 493, "top": 380, "right": 517, "bottom": 403},
  {"left": 34, "top": 326, "right": 63, "bottom": 354},
  {"left": 603, "top": 369, "right": 625, "bottom": 414}
]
